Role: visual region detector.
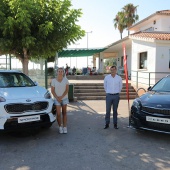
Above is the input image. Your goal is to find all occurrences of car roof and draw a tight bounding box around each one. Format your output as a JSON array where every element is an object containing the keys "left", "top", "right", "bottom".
[{"left": 0, "top": 70, "right": 22, "bottom": 73}]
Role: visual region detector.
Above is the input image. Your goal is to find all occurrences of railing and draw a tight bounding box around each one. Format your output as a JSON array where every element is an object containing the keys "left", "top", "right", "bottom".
[{"left": 131, "top": 70, "right": 170, "bottom": 89}]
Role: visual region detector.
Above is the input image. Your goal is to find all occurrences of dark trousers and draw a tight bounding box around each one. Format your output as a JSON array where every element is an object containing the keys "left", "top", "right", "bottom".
[{"left": 105, "top": 93, "right": 120, "bottom": 125}]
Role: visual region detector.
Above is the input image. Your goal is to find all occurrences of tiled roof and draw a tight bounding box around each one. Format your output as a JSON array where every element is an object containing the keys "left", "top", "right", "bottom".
[
  {"left": 157, "top": 10, "right": 170, "bottom": 15},
  {"left": 130, "top": 31, "right": 170, "bottom": 40}
]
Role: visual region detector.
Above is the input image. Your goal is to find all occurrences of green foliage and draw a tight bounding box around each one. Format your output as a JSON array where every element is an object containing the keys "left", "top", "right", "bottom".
[
  {"left": 122, "top": 3, "right": 139, "bottom": 28},
  {"left": 104, "top": 58, "right": 117, "bottom": 73},
  {"left": 113, "top": 3, "right": 139, "bottom": 39},
  {"left": 0, "top": 0, "right": 85, "bottom": 60},
  {"left": 113, "top": 11, "right": 126, "bottom": 39},
  {"left": 104, "top": 58, "right": 117, "bottom": 67}
]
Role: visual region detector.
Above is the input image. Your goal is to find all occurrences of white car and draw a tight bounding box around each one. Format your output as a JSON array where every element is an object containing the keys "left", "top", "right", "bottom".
[{"left": 0, "top": 70, "right": 55, "bottom": 131}]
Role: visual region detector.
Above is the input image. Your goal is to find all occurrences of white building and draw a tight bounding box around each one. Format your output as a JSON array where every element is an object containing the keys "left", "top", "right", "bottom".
[{"left": 100, "top": 10, "right": 170, "bottom": 89}]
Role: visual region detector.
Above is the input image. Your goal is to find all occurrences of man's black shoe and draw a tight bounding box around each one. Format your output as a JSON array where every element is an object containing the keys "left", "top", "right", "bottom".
[
  {"left": 114, "top": 124, "right": 119, "bottom": 129},
  {"left": 104, "top": 124, "right": 109, "bottom": 129}
]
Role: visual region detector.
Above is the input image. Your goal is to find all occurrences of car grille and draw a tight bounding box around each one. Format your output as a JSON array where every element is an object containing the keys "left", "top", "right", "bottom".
[
  {"left": 5, "top": 102, "right": 49, "bottom": 114},
  {"left": 142, "top": 106, "right": 170, "bottom": 115}
]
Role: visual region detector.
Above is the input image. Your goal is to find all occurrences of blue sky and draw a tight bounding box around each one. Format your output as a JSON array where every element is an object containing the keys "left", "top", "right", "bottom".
[
  {"left": 69, "top": 0, "right": 170, "bottom": 48},
  {"left": 58, "top": 0, "right": 170, "bottom": 68}
]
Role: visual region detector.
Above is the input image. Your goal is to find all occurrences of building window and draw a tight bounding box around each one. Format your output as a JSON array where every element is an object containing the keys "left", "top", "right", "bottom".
[
  {"left": 139, "top": 52, "right": 147, "bottom": 69},
  {"left": 144, "top": 27, "right": 154, "bottom": 31}
]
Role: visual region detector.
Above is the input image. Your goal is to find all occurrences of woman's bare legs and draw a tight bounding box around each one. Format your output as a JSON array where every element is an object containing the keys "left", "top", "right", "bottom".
[
  {"left": 62, "top": 105, "right": 67, "bottom": 127},
  {"left": 56, "top": 105, "right": 62, "bottom": 126}
]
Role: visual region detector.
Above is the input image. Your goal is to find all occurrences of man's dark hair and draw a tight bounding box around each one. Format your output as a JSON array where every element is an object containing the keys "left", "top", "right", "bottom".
[{"left": 110, "top": 65, "right": 117, "bottom": 69}]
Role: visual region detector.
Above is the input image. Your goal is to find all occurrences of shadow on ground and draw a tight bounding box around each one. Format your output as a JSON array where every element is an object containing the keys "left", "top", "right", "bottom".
[{"left": 0, "top": 100, "right": 170, "bottom": 170}]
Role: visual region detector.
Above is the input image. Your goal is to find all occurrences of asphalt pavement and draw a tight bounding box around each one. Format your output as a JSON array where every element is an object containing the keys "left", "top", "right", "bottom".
[{"left": 0, "top": 99, "right": 170, "bottom": 170}]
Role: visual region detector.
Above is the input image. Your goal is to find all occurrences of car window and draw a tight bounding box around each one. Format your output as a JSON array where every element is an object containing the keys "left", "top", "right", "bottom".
[
  {"left": 0, "top": 73, "right": 35, "bottom": 87},
  {"left": 152, "top": 77, "right": 170, "bottom": 92}
]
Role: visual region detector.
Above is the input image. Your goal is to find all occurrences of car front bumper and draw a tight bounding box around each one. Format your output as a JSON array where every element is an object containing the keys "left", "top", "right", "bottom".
[
  {"left": 130, "top": 109, "right": 170, "bottom": 134},
  {"left": 0, "top": 112, "right": 55, "bottom": 131}
]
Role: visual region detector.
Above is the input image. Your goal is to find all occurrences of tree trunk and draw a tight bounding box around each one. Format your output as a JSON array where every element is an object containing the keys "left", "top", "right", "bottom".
[
  {"left": 39, "top": 59, "right": 44, "bottom": 75},
  {"left": 21, "top": 48, "right": 29, "bottom": 75},
  {"left": 22, "top": 58, "right": 29, "bottom": 75}
]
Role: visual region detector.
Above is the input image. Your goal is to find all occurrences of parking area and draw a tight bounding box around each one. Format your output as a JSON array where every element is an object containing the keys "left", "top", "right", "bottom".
[{"left": 0, "top": 100, "right": 170, "bottom": 170}]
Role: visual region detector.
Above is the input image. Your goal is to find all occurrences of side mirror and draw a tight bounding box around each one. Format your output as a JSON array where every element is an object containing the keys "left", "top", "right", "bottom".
[
  {"left": 147, "top": 86, "right": 152, "bottom": 91},
  {"left": 34, "top": 81, "right": 38, "bottom": 86}
]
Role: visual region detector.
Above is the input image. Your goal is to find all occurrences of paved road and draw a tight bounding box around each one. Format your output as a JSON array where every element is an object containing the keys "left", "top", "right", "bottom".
[{"left": 0, "top": 100, "right": 170, "bottom": 170}]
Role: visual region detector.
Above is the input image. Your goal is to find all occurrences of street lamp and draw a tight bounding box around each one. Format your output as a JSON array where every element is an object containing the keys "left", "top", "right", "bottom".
[{"left": 86, "top": 31, "right": 92, "bottom": 68}]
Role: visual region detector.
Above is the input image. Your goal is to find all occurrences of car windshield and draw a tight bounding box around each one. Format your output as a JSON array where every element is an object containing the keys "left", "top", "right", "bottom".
[
  {"left": 152, "top": 77, "right": 170, "bottom": 92},
  {"left": 0, "top": 72, "right": 35, "bottom": 87}
]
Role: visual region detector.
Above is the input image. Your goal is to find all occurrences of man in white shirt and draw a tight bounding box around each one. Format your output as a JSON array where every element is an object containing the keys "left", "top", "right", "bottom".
[{"left": 104, "top": 65, "right": 123, "bottom": 129}]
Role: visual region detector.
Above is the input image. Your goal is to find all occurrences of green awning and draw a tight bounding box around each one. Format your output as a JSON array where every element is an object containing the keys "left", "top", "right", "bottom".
[{"left": 58, "top": 48, "right": 106, "bottom": 57}]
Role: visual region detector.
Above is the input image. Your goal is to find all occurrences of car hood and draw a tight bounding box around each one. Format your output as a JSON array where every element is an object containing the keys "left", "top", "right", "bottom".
[
  {"left": 140, "top": 91, "right": 170, "bottom": 107},
  {"left": 0, "top": 86, "right": 47, "bottom": 100}
]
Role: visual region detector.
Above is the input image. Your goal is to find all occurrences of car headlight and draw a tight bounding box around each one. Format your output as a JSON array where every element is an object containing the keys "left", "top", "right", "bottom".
[
  {"left": 44, "top": 91, "right": 52, "bottom": 99},
  {"left": 0, "top": 97, "right": 6, "bottom": 102},
  {"left": 132, "top": 99, "right": 141, "bottom": 110}
]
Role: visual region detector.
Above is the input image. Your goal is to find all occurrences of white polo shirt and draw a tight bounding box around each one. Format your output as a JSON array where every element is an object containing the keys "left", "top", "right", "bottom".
[{"left": 104, "top": 74, "right": 122, "bottom": 94}]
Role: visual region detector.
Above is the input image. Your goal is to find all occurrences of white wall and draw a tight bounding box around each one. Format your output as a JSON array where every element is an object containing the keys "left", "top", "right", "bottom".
[
  {"left": 131, "top": 39, "right": 170, "bottom": 88},
  {"left": 159, "top": 17, "right": 170, "bottom": 31},
  {"left": 152, "top": 16, "right": 170, "bottom": 32},
  {"left": 155, "top": 43, "right": 170, "bottom": 72},
  {"left": 132, "top": 16, "right": 170, "bottom": 32},
  {"left": 139, "top": 18, "right": 163, "bottom": 32},
  {"left": 131, "top": 40, "right": 156, "bottom": 71},
  {"left": 131, "top": 39, "right": 157, "bottom": 87}
]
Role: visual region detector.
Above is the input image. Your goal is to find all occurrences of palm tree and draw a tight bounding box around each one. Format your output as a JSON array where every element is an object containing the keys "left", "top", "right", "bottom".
[
  {"left": 113, "top": 11, "right": 126, "bottom": 39},
  {"left": 122, "top": 3, "right": 139, "bottom": 34}
]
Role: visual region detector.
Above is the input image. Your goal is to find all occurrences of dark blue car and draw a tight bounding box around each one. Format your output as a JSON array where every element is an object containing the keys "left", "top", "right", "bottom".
[{"left": 130, "top": 75, "right": 170, "bottom": 134}]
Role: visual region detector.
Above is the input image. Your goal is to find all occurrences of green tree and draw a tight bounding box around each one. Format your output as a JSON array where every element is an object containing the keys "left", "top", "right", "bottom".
[
  {"left": 113, "top": 3, "right": 139, "bottom": 38},
  {"left": 104, "top": 58, "right": 117, "bottom": 67},
  {"left": 122, "top": 3, "right": 139, "bottom": 34},
  {"left": 113, "top": 11, "right": 126, "bottom": 39},
  {"left": 0, "top": 0, "right": 85, "bottom": 75}
]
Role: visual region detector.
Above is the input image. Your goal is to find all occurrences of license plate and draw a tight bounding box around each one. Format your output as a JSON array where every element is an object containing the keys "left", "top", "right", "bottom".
[
  {"left": 146, "top": 116, "right": 170, "bottom": 124},
  {"left": 18, "top": 115, "right": 40, "bottom": 123}
]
